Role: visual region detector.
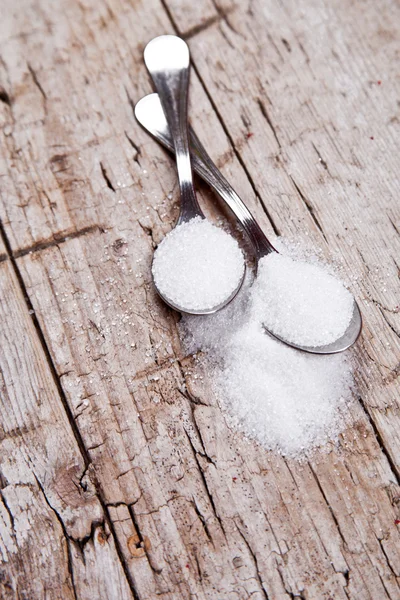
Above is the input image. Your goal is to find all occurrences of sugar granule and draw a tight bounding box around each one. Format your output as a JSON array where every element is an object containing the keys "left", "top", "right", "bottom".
[
  {"left": 253, "top": 253, "right": 354, "bottom": 347},
  {"left": 152, "top": 217, "right": 245, "bottom": 312},
  {"left": 180, "top": 245, "right": 355, "bottom": 459}
]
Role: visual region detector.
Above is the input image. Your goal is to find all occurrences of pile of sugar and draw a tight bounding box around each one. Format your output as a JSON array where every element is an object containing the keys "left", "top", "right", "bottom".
[
  {"left": 253, "top": 253, "right": 355, "bottom": 347},
  {"left": 180, "top": 244, "right": 354, "bottom": 458},
  {"left": 152, "top": 217, "right": 245, "bottom": 312}
]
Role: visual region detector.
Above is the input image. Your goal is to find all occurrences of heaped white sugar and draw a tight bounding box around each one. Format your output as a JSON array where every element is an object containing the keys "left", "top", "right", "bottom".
[
  {"left": 216, "top": 320, "right": 353, "bottom": 456},
  {"left": 253, "top": 253, "right": 354, "bottom": 347},
  {"left": 179, "top": 243, "right": 355, "bottom": 459},
  {"left": 152, "top": 217, "right": 245, "bottom": 312}
]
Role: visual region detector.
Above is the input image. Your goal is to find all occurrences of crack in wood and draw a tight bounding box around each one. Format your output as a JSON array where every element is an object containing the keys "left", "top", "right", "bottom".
[
  {"left": 182, "top": 410, "right": 215, "bottom": 465},
  {"left": 27, "top": 63, "right": 47, "bottom": 113},
  {"left": 388, "top": 216, "right": 399, "bottom": 237},
  {"left": 308, "top": 464, "right": 349, "bottom": 549},
  {"left": 281, "top": 38, "right": 292, "bottom": 53},
  {"left": 289, "top": 174, "right": 328, "bottom": 242},
  {"left": 375, "top": 534, "right": 399, "bottom": 583},
  {"left": 371, "top": 298, "right": 400, "bottom": 316},
  {"left": 218, "top": 21, "right": 236, "bottom": 50},
  {"left": 86, "top": 439, "right": 108, "bottom": 453},
  {"left": 360, "top": 343, "right": 395, "bottom": 375},
  {"left": 0, "top": 490, "right": 16, "bottom": 534},
  {"left": 127, "top": 505, "right": 161, "bottom": 575},
  {"left": 124, "top": 87, "right": 137, "bottom": 120},
  {"left": 311, "top": 142, "right": 329, "bottom": 171},
  {"left": 377, "top": 306, "right": 400, "bottom": 340},
  {"left": 0, "top": 87, "right": 11, "bottom": 106},
  {"left": 124, "top": 131, "right": 142, "bottom": 166},
  {"left": 356, "top": 396, "right": 400, "bottom": 484},
  {"left": 100, "top": 162, "right": 116, "bottom": 192},
  {"left": 234, "top": 518, "right": 270, "bottom": 600},
  {"left": 183, "top": 14, "right": 221, "bottom": 40},
  {"left": 0, "top": 469, "right": 8, "bottom": 490},
  {"left": 184, "top": 429, "right": 225, "bottom": 538},
  {"left": 33, "top": 473, "right": 79, "bottom": 600},
  {"left": 137, "top": 220, "right": 156, "bottom": 248},
  {"left": 177, "top": 385, "right": 209, "bottom": 407},
  {"left": 211, "top": 0, "right": 242, "bottom": 38},
  {"left": 257, "top": 97, "right": 282, "bottom": 150},
  {"left": 190, "top": 497, "right": 213, "bottom": 545},
  {"left": 13, "top": 225, "right": 103, "bottom": 258}
]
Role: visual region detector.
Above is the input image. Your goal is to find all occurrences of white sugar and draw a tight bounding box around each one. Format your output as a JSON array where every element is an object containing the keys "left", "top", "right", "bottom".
[
  {"left": 152, "top": 217, "right": 245, "bottom": 312},
  {"left": 180, "top": 244, "right": 355, "bottom": 458},
  {"left": 253, "top": 253, "right": 354, "bottom": 347}
]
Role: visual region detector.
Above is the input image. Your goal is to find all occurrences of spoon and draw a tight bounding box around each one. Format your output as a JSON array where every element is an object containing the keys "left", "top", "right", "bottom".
[
  {"left": 134, "top": 92, "right": 362, "bottom": 354},
  {"left": 143, "top": 35, "right": 245, "bottom": 315}
]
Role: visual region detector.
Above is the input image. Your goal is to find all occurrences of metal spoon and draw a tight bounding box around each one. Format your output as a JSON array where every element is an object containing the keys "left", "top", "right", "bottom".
[
  {"left": 134, "top": 92, "right": 362, "bottom": 354},
  {"left": 143, "top": 35, "right": 245, "bottom": 315}
]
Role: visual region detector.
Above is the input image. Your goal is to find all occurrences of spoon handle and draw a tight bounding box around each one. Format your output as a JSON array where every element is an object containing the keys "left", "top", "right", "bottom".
[
  {"left": 188, "top": 128, "right": 276, "bottom": 259},
  {"left": 144, "top": 36, "right": 203, "bottom": 224},
  {"left": 135, "top": 93, "right": 276, "bottom": 259}
]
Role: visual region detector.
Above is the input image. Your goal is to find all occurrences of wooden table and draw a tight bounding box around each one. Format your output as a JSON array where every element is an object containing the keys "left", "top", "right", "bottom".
[{"left": 0, "top": 0, "right": 399, "bottom": 598}]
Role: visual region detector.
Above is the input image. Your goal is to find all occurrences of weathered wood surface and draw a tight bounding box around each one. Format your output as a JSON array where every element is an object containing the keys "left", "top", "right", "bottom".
[{"left": 0, "top": 0, "right": 399, "bottom": 598}]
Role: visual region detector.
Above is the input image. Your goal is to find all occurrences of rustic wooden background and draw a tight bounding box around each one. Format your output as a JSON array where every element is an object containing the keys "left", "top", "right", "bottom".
[{"left": 0, "top": 0, "right": 399, "bottom": 598}]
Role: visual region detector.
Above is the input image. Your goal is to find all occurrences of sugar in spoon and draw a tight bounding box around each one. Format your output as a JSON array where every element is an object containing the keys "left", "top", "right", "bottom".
[
  {"left": 134, "top": 92, "right": 362, "bottom": 354},
  {"left": 143, "top": 35, "right": 245, "bottom": 315}
]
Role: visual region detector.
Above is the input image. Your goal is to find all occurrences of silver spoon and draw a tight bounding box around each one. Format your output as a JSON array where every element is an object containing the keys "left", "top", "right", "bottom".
[
  {"left": 143, "top": 35, "right": 245, "bottom": 316},
  {"left": 134, "top": 92, "right": 362, "bottom": 354}
]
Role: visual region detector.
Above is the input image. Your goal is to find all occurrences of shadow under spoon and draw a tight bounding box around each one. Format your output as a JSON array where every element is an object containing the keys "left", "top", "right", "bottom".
[{"left": 135, "top": 92, "right": 362, "bottom": 354}]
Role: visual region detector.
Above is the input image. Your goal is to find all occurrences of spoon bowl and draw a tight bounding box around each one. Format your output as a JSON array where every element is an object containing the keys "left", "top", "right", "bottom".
[
  {"left": 154, "top": 273, "right": 246, "bottom": 316},
  {"left": 265, "top": 300, "right": 362, "bottom": 354},
  {"left": 135, "top": 92, "right": 362, "bottom": 354}
]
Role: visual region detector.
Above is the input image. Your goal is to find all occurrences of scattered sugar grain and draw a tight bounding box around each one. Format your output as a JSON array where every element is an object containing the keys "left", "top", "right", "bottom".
[{"left": 152, "top": 217, "right": 244, "bottom": 312}]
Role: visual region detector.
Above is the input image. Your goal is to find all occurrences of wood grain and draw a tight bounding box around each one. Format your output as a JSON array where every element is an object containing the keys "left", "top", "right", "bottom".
[
  {"left": 0, "top": 260, "right": 133, "bottom": 599},
  {"left": 0, "top": 0, "right": 399, "bottom": 598}
]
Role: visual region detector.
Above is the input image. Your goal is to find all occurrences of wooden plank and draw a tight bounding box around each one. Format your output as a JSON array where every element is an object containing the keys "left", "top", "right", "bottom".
[
  {"left": 18, "top": 223, "right": 400, "bottom": 599},
  {"left": 1, "top": 0, "right": 399, "bottom": 597},
  {"left": 0, "top": 260, "right": 134, "bottom": 598}
]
